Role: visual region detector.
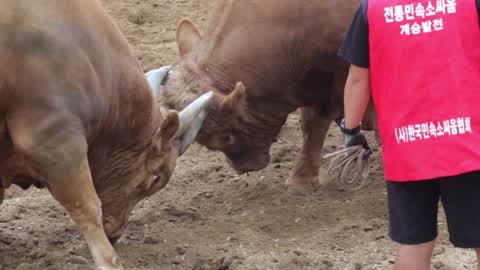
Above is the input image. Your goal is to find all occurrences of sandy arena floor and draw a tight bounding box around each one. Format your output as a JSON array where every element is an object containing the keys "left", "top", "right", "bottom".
[{"left": 0, "top": 0, "right": 476, "bottom": 269}]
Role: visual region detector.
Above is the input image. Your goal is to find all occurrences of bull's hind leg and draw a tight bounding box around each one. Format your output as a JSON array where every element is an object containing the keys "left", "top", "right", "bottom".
[
  {"left": 7, "top": 111, "right": 122, "bottom": 270},
  {"left": 286, "top": 107, "right": 331, "bottom": 195}
]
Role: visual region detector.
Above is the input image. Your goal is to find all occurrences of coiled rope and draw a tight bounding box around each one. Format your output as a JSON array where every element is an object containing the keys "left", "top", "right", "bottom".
[{"left": 323, "top": 145, "right": 371, "bottom": 190}]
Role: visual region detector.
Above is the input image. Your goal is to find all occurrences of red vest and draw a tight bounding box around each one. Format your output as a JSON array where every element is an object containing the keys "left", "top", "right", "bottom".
[{"left": 368, "top": 0, "right": 480, "bottom": 181}]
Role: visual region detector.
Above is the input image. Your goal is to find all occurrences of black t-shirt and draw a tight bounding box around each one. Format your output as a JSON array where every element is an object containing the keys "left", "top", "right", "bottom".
[{"left": 338, "top": 0, "right": 480, "bottom": 68}]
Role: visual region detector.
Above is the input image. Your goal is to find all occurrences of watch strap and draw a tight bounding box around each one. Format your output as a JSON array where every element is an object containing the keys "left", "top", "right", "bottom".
[{"left": 340, "top": 118, "right": 361, "bottom": 135}]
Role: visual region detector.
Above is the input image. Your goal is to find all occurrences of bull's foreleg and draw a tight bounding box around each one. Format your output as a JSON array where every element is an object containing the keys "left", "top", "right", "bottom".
[
  {"left": 8, "top": 113, "right": 122, "bottom": 270},
  {"left": 286, "top": 107, "right": 331, "bottom": 195},
  {"left": 0, "top": 186, "right": 3, "bottom": 205},
  {"left": 47, "top": 158, "right": 122, "bottom": 270}
]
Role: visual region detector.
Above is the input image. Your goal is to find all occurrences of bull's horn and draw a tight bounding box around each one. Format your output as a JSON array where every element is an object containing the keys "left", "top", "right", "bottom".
[
  {"left": 176, "top": 91, "right": 214, "bottom": 136},
  {"left": 145, "top": 65, "right": 171, "bottom": 97},
  {"left": 179, "top": 111, "right": 206, "bottom": 155}
]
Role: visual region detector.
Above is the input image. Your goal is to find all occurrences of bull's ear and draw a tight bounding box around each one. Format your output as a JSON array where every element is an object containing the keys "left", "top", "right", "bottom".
[
  {"left": 176, "top": 19, "right": 202, "bottom": 56},
  {"left": 220, "top": 82, "right": 247, "bottom": 113},
  {"left": 156, "top": 111, "right": 180, "bottom": 144}
]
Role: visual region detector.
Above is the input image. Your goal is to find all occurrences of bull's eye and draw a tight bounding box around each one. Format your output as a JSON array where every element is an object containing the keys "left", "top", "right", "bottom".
[
  {"left": 148, "top": 175, "right": 164, "bottom": 191},
  {"left": 223, "top": 133, "right": 235, "bottom": 145},
  {"left": 152, "top": 176, "right": 160, "bottom": 185}
]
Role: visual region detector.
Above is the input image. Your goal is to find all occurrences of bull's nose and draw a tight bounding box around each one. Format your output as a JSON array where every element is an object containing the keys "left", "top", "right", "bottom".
[
  {"left": 235, "top": 167, "right": 250, "bottom": 175},
  {"left": 232, "top": 161, "right": 270, "bottom": 175},
  {"left": 103, "top": 219, "right": 125, "bottom": 245},
  {"left": 108, "top": 235, "right": 121, "bottom": 245}
]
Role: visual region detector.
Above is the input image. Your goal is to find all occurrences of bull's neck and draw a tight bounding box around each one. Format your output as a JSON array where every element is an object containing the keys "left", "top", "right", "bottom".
[
  {"left": 89, "top": 73, "right": 158, "bottom": 186},
  {"left": 247, "top": 97, "right": 294, "bottom": 129}
]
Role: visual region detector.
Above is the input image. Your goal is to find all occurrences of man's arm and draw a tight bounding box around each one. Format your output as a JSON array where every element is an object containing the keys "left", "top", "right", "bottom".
[
  {"left": 337, "top": 0, "right": 370, "bottom": 130},
  {"left": 344, "top": 64, "right": 371, "bottom": 129}
]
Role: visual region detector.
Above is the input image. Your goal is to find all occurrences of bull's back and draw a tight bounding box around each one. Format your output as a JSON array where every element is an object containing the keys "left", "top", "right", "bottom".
[
  {"left": 0, "top": 0, "right": 142, "bottom": 136},
  {"left": 207, "top": 0, "right": 359, "bottom": 69},
  {"left": 202, "top": 0, "right": 359, "bottom": 106}
]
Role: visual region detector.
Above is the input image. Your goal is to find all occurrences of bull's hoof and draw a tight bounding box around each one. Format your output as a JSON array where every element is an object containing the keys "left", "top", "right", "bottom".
[
  {"left": 98, "top": 266, "right": 123, "bottom": 270},
  {"left": 98, "top": 256, "right": 123, "bottom": 270},
  {"left": 285, "top": 177, "right": 313, "bottom": 196}
]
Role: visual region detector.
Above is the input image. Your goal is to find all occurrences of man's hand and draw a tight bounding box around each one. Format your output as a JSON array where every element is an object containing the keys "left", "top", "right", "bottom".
[
  {"left": 341, "top": 118, "right": 372, "bottom": 158},
  {"left": 345, "top": 133, "right": 372, "bottom": 158}
]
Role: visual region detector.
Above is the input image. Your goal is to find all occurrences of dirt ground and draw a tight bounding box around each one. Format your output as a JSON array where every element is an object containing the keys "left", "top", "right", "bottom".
[{"left": 0, "top": 0, "right": 477, "bottom": 269}]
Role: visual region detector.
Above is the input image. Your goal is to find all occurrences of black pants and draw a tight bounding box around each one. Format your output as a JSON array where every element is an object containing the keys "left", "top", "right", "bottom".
[{"left": 387, "top": 171, "right": 480, "bottom": 248}]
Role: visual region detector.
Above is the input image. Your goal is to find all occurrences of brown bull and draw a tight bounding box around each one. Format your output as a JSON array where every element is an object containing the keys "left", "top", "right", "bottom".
[
  {"left": 157, "top": 0, "right": 376, "bottom": 195},
  {"left": 0, "top": 1, "right": 211, "bottom": 269}
]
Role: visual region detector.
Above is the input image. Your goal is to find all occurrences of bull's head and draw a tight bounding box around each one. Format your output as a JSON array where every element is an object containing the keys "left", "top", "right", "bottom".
[
  {"left": 200, "top": 81, "right": 280, "bottom": 174},
  {"left": 155, "top": 20, "right": 290, "bottom": 175},
  {"left": 101, "top": 67, "right": 212, "bottom": 242}
]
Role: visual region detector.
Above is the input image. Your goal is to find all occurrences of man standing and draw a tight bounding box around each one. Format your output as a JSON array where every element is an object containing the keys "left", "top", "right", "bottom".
[{"left": 338, "top": 0, "right": 480, "bottom": 269}]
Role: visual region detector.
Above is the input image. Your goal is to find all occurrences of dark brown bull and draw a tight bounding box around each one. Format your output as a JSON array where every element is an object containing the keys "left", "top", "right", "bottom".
[
  {"left": 157, "top": 0, "right": 376, "bottom": 195},
  {"left": 0, "top": 1, "right": 211, "bottom": 269}
]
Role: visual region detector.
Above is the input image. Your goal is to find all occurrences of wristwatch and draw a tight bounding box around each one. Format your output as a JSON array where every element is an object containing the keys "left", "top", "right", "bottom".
[{"left": 340, "top": 118, "right": 361, "bottom": 135}]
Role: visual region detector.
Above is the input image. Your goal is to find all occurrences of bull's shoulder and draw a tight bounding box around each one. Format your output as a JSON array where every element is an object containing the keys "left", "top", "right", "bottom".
[{"left": 0, "top": 0, "right": 151, "bottom": 140}]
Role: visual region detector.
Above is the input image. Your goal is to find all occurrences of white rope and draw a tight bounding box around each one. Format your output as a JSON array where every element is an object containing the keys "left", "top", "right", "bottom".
[{"left": 323, "top": 145, "right": 371, "bottom": 190}]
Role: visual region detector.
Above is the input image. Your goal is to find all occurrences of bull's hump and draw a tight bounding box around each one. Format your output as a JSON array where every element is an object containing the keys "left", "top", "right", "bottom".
[{"left": 0, "top": 2, "right": 71, "bottom": 58}]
